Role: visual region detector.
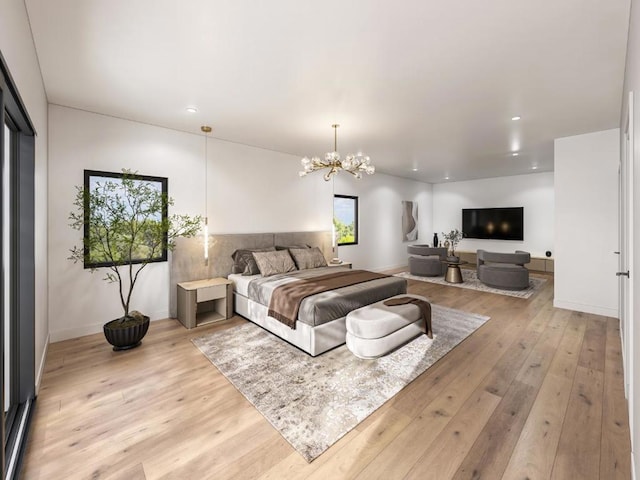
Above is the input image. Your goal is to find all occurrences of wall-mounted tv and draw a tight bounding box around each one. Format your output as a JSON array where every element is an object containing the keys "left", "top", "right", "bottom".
[{"left": 462, "top": 207, "right": 524, "bottom": 241}]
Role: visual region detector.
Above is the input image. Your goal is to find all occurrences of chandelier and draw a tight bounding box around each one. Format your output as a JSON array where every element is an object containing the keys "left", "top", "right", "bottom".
[{"left": 299, "top": 124, "right": 375, "bottom": 181}]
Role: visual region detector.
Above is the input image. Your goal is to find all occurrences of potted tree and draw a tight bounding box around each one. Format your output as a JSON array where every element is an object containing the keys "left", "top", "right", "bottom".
[
  {"left": 442, "top": 228, "right": 463, "bottom": 260},
  {"left": 69, "top": 169, "right": 202, "bottom": 350}
]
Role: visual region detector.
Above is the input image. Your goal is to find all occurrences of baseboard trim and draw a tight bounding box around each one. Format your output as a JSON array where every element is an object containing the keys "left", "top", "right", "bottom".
[
  {"left": 370, "top": 263, "right": 408, "bottom": 273},
  {"left": 50, "top": 309, "right": 170, "bottom": 342},
  {"left": 35, "top": 334, "right": 49, "bottom": 394},
  {"left": 553, "top": 299, "right": 618, "bottom": 318}
]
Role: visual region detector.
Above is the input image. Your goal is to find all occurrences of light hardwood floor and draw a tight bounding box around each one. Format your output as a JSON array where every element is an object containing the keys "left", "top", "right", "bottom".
[{"left": 21, "top": 273, "right": 631, "bottom": 479}]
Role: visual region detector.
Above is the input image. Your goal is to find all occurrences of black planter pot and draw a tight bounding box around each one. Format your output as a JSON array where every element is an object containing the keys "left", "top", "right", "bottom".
[{"left": 103, "top": 315, "right": 150, "bottom": 351}]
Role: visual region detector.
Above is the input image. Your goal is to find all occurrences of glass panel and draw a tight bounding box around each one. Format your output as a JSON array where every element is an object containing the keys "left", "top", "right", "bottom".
[
  {"left": 333, "top": 195, "right": 358, "bottom": 246},
  {"left": 3, "top": 121, "right": 11, "bottom": 414}
]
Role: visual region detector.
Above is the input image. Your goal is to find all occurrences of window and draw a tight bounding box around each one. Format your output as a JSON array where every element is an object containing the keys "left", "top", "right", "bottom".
[
  {"left": 333, "top": 195, "right": 358, "bottom": 246},
  {"left": 82, "top": 170, "right": 169, "bottom": 269}
]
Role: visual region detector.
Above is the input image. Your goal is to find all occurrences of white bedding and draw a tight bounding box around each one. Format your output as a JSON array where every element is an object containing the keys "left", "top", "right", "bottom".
[{"left": 228, "top": 273, "right": 261, "bottom": 297}]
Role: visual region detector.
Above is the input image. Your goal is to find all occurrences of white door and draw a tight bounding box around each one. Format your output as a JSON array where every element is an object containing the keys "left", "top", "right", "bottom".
[{"left": 619, "top": 92, "right": 634, "bottom": 416}]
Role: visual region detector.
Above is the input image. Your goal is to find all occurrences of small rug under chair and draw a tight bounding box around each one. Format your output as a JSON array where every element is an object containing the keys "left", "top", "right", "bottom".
[
  {"left": 192, "top": 304, "right": 489, "bottom": 462},
  {"left": 395, "top": 269, "right": 546, "bottom": 299}
]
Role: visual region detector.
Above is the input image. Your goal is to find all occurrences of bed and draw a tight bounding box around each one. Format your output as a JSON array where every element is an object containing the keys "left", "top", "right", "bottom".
[
  {"left": 169, "top": 231, "right": 407, "bottom": 356},
  {"left": 229, "top": 265, "right": 407, "bottom": 356}
]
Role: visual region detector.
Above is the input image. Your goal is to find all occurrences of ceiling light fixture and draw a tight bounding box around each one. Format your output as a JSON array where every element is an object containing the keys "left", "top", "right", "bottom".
[
  {"left": 532, "top": 165, "right": 538, "bottom": 170},
  {"left": 412, "top": 168, "right": 418, "bottom": 172},
  {"left": 186, "top": 107, "right": 198, "bottom": 113},
  {"left": 512, "top": 152, "right": 519, "bottom": 157},
  {"left": 511, "top": 116, "right": 521, "bottom": 121},
  {"left": 444, "top": 176, "right": 450, "bottom": 180},
  {"left": 299, "top": 124, "right": 375, "bottom": 181},
  {"left": 201, "top": 125, "right": 212, "bottom": 265}
]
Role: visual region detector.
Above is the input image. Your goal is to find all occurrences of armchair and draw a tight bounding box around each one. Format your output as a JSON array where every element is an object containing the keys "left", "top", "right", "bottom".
[
  {"left": 407, "top": 245, "right": 448, "bottom": 277},
  {"left": 477, "top": 250, "right": 531, "bottom": 290}
]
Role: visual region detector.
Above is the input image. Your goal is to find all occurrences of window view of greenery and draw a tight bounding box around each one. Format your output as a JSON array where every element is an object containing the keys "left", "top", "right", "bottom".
[
  {"left": 77, "top": 172, "right": 168, "bottom": 267},
  {"left": 334, "top": 195, "right": 358, "bottom": 245}
]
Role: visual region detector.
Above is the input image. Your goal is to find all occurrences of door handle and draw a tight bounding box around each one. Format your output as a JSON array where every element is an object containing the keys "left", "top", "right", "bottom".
[
  {"left": 617, "top": 271, "right": 630, "bottom": 277},
  {"left": 614, "top": 251, "right": 620, "bottom": 254}
]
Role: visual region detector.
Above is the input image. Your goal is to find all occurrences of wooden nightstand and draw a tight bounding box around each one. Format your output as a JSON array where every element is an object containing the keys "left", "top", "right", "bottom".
[
  {"left": 327, "top": 262, "right": 352, "bottom": 269},
  {"left": 176, "top": 278, "right": 233, "bottom": 329}
]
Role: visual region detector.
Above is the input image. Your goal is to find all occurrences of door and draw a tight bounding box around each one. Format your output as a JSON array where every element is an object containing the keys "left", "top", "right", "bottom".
[{"left": 619, "top": 91, "right": 634, "bottom": 411}]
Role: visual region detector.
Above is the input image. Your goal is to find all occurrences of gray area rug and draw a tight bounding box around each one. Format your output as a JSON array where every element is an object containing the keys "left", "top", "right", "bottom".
[
  {"left": 192, "top": 304, "right": 489, "bottom": 462},
  {"left": 395, "top": 269, "right": 546, "bottom": 299}
]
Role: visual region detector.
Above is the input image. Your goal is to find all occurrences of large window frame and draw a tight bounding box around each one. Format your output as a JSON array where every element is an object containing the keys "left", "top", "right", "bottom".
[
  {"left": 333, "top": 194, "right": 359, "bottom": 246},
  {"left": 83, "top": 170, "right": 169, "bottom": 269},
  {"left": 0, "top": 49, "right": 36, "bottom": 480}
]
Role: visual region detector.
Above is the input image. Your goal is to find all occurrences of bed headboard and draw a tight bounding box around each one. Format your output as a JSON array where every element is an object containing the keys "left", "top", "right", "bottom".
[{"left": 169, "top": 230, "right": 333, "bottom": 318}]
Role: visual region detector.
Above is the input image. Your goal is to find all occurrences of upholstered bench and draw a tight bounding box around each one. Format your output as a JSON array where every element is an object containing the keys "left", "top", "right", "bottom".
[{"left": 345, "top": 294, "right": 430, "bottom": 359}]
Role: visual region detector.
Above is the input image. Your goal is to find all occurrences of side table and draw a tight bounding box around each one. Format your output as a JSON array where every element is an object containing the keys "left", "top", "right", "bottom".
[
  {"left": 441, "top": 260, "right": 469, "bottom": 284},
  {"left": 177, "top": 278, "right": 233, "bottom": 329}
]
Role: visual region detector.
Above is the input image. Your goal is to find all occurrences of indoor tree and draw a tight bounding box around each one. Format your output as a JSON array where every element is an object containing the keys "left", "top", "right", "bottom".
[{"left": 69, "top": 169, "right": 202, "bottom": 327}]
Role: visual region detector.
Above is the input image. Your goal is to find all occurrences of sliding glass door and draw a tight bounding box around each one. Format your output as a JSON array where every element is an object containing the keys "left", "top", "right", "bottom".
[
  {"left": 3, "top": 119, "right": 14, "bottom": 437},
  {"left": 0, "top": 50, "right": 36, "bottom": 480}
]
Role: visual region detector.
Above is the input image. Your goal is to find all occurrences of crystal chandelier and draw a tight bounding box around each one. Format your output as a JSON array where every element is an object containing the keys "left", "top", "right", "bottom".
[{"left": 299, "top": 124, "right": 375, "bottom": 181}]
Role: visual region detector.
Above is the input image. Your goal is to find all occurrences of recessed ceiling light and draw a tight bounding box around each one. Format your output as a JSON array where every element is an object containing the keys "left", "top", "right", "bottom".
[
  {"left": 532, "top": 165, "right": 538, "bottom": 170},
  {"left": 412, "top": 168, "right": 418, "bottom": 172},
  {"left": 512, "top": 152, "right": 519, "bottom": 157},
  {"left": 511, "top": 116, "right": 521, "bottom": 121},
  {"left": 186, "top": 107, "right": 198, "bottom": 113},
  {"left": 444, "top": 176, "right": 450, "bottom": 180}
]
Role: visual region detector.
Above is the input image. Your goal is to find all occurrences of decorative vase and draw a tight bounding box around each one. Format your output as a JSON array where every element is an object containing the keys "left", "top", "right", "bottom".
[{"left": 433, "top": 233, "right": 439, "bottom": 248}]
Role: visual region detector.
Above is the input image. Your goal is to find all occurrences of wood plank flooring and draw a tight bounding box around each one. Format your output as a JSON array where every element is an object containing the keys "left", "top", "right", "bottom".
[{"left": 21, "top": 272, "right": 631, "bottom": 479}]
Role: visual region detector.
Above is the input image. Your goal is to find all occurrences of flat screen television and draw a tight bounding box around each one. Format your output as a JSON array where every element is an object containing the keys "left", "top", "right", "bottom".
[{"left": 462, "top": 207, "right": 524, "bottom": 241}]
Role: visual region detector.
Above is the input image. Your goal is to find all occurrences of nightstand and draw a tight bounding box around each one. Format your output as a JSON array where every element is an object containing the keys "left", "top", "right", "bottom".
[
  {"left": 177, "top": 278, "right": 233, "bottom": 329},
  {"left": 327, "top": 262, "right": 352, "bottom": 269}
]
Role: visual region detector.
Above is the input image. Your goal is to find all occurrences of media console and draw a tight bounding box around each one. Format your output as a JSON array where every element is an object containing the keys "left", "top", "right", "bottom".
[{"left": 455, "top": 251, "right": 554, "bottom": 273}]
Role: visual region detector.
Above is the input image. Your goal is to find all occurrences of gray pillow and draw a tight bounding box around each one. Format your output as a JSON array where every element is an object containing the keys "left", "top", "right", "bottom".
[
  {"left": 231, "top": 247, "right": 276, "bottom": 275},
  {"left": 289, "top": 247, "right": 328, "bottom": 270},
  {"left": 252, "top": 250, "right": 297, "bottom": 277},
  {"left": 275, "top": 244, "right": 310, "bottom": 251}
]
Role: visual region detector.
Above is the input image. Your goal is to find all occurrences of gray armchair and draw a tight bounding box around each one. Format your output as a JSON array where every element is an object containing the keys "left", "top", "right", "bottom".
[
  {"left": 477, "top": 250, "right": 530, "bottom": 290},
  {"left": 408, "top": 245, "right": 448, "bottom": 276}
]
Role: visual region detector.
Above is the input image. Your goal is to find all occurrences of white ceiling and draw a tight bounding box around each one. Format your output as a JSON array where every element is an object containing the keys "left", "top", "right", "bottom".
[{"left": 25, "top": 0, "right": 630, "bottom": 183}]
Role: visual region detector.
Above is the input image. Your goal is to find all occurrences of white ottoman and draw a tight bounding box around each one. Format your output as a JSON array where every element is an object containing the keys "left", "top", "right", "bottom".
[{"left": 345, "top": 294, "right": 429, "bottom": 359}]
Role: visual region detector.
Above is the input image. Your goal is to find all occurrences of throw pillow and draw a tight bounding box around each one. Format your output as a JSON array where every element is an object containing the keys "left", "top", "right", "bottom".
[
  {"left": 289, "top": 247, "right": 328, "bottom": 270},
  {"left": 252, "top": 250, "right": 297, "bottom": 277},
  {"left": 231, "top": 247, "right": 276, "bottom": 276}
]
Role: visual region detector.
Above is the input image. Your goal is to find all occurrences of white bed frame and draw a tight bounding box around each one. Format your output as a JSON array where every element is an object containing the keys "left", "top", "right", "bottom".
[
  {"left": 169, "top": 231, "right": 340, "bottom": 356},
  {"left": 234, "top": 292, "right": 347, "bottom": 356}
]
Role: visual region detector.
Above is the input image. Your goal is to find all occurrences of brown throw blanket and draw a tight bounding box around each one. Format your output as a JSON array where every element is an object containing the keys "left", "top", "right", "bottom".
[
  {"left": 383, "top": 296, "right": 433, "bottom": 339},
  {"left": 268, "top": 270, "right": 389, "bottom": 329}
]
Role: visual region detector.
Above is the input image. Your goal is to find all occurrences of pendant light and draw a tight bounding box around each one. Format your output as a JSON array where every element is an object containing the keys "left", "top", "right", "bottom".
[{"left": 201, "top": 125, "right": 212, "bottom": 265}]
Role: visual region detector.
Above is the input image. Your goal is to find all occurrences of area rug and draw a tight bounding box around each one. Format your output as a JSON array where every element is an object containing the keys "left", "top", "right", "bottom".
[
  {"left": 192, "top": 304, "right": 489, "bottom": 462},
  {"left": 394, "top": 269, "right": 546, "bottom": 299}
]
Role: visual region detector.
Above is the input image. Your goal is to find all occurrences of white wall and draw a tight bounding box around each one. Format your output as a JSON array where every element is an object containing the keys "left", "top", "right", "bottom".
[
  {"left": 48, "top": 105, "right": 431, "bottom": 340},
  {"left": 554, "top": 129, "right": 619, "bottom": 318},
  {"left": 621, "top": 0, "right": 640, "bottom": 475},
  {"left": 432, "top": 173, "right": 554, "bottom": 257},
  {"left": 0, "top": 0, "right": 49, "bottom": 389},
  {"left": 334, "top": 173, "right": 433, "bottom": 271}
]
